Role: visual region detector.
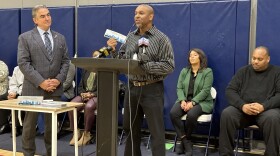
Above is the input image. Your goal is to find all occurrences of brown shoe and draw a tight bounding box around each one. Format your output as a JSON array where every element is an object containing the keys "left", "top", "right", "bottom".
[
  {"left": 69, "top": 129, "right": 81, "bottom": 146},
  {"left": 78, "top": 131, "right": 93, "bottom": 146}
]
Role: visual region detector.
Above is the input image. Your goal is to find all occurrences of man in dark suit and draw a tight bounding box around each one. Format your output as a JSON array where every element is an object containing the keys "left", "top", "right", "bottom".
[{"left": 17, "top": 5, "right": 70, "bottom": 156}]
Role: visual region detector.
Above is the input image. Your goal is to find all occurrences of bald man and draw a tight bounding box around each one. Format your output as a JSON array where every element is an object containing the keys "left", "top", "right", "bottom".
[
  {"left": 107, "top": 4, "right": 175, "bottom": 156},
  {"left": 219, "top": 46, "right": 280, "bottom": 155}
]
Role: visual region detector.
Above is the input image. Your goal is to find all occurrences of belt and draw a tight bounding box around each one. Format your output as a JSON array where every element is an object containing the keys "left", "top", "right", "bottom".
[{"left": 132, "top": 80, "right": 161, "bottom": 87}]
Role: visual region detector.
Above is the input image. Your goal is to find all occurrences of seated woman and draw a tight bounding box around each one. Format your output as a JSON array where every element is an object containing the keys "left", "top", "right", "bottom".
[
  {"left": 169, "top": 48, "right": 214, "bottom": 156},
  {"left": 68, "top": 52, "right": 98, "bottom": 146},
  {"left": 0, "top": 60, "right": 10, "bottom": 134}
]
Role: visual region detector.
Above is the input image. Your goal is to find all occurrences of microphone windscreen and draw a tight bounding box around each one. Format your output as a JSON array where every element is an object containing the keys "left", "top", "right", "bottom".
[
  {"left": 142, "top": 38, "right": 149, "bottom": 46},
  {"left": 138, "top": 34, "right": 149, "bottom": 47},
  {"left": 138, "top": 37, "right": 144, "bottom": 47}
]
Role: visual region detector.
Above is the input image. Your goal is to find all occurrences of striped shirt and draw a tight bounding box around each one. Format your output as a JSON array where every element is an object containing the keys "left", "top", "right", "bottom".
[{"left": 113, "top": 26, "right": 175, "bottom": 81}]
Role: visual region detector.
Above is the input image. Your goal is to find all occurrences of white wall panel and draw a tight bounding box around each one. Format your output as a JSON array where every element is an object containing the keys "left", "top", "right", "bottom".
[
  {"left": 0, "top": 0, "right": 22, "bottom": 9},
  {"left": 46, "top": 0, "right": 76, "bottom": 7},
  {"left": 73, "top": 0, "right": 179, "bottom": 6},
  {"left": 0, "top": 0, "right": 194, "bottom": 9},
  {"left": 22, "top": 0, "right": 45, "bottom": 8}
]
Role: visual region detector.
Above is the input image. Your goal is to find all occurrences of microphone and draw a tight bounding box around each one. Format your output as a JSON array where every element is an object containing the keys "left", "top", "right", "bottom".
[
  {"left": 93, "top": 46, "right": 113, "bottom": 58},
  {"left": 138, "top": 35, "right": 149, "bottom": 48},
  {"left": 138, "top": 35, "right": 149, "bottom": 54},
  {"left": 132, "top": 44, "right": 139, "bottom": 60},
  {"left": 137, "top": 34, "right": 149, "bottom": 63}
]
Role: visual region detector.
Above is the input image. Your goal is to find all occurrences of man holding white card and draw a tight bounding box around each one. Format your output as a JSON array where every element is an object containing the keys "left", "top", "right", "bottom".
[
  {"left": 107, "top": 4, "right": 174, "bottom": 156},
  {"left": 104, "top": 29, "right": 127, "bottom": 44}
]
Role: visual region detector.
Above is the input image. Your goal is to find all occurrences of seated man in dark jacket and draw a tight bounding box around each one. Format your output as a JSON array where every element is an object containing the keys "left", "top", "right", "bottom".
[{"left": 219, "top": 46, "right": 280, "bottom": 156}]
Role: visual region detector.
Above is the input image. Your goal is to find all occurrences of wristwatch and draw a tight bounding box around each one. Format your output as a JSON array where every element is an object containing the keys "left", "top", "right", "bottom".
[{"left": 192, "top": 101, "right": 196, "bottom": 106}]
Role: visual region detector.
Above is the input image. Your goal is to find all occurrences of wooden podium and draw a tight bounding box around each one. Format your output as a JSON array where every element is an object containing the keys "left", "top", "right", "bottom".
[{"left": 72, "top": 58, "right": 144, "bottom": 156}]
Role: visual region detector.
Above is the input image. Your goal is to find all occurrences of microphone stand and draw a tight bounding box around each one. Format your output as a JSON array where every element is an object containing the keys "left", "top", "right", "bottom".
[{"left": 74, "top": 0, "right": 79, "bottom": 96}]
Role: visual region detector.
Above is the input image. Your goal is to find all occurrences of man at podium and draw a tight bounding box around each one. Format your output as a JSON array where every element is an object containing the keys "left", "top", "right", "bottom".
[{"left": 107, "top": 4, "right": 175, "bottom": 156}]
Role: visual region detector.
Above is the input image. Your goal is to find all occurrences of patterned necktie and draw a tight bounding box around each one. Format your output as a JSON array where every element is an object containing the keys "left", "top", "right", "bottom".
[
  {"left": 86, "top": 72, "right": 96, "bottom": 91},
  {"left": 44, "top": 32, "right": 52, "bottom": 58}
]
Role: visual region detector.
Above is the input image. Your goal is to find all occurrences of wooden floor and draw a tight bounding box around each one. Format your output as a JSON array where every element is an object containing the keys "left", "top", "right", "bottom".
[
  {"left": 0, "top": 149, "right": 42, "bottom": 156},
  {"left": 0, "top": 149, "right": 23, "bottom": 156}
]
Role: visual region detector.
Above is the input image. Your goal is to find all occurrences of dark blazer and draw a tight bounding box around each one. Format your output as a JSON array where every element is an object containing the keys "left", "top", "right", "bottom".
[
  {"left": 78, "top": 70, "right": 97, "bottom": 96},
  {"left": 63, "top": 62, "right": 75, "bottom": 99},
  {"left": 176, "top": 67, "right": 214, "bottom": 113},
  {"left": 17, "top": 28, "right": 70, "bottom": 96}
]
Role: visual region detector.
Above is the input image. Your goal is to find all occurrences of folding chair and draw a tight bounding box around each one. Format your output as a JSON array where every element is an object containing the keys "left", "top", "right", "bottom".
[
  {"left": 235, "top": 125, "right": 260, "bottom": 156},
  {"left": 173, "top": 87, "right": 217, "bottom": 156}
]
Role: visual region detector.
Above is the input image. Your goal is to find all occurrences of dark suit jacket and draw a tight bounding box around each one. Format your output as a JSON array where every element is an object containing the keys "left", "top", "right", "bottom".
[
  {"left": 78, "top": 70, "right": 97, "bottom": 96},
  {"left": 17, "top": 28, "right": 70, "bottom": 96},
  {"left": 63, "top": 62, "right": 75, "bottom": 99},
  {"left": 176, "top": 67, "right": 214, "bottom": 113}
]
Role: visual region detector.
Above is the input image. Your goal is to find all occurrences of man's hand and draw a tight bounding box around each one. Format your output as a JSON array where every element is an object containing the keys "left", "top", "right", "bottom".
[
  {"left": 49, "top": 79, "right": 60, "bottom": 88},
  {"left": 47, "top": 79, "right": 60, "bottom": 92},
  {"left": 39, "top": 79, "right": 51, "bottom": 91},
  {"left": 39, "top": 79, "right": 60, "bottom": 92},
  {"left": 7, "top": 92, "right": 17, "bottom": 100},
  {"left": 250, "top": 102, "right": 264, "bottom": 114},
  {"left": 242, "top": 103, "right": 264, "bottom": 115},
  {"left": 107, "top": 38, "right": 117, "bottom": 52}
]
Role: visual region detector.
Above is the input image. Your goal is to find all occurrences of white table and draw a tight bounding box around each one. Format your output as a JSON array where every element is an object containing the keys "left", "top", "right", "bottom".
[{"left": 0, "top": 100, "right": 83, "bottom": 156}]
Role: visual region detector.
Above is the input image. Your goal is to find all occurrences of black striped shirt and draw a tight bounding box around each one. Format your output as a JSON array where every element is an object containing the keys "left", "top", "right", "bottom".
[{"left": 114, "top": 26, "right": 175, "bottom": 81}]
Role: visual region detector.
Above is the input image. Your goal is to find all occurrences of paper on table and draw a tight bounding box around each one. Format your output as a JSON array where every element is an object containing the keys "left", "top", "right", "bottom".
[{"left": 40, "top": 101, "right": 67, "bottom": 107}]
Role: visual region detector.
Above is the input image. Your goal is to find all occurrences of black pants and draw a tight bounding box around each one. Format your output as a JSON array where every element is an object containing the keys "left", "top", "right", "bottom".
[
  {"left": 170, "top": 102, "right": 203, "bottom": 139},
  {"left": 219, "top": 106, "right": 280, "bottom": 156},
  {"left": 123, "top": 81, "right": 165, "bottom": 156},
  {"left": 0, "top": 93, "right": 10, "bottom": 127}
]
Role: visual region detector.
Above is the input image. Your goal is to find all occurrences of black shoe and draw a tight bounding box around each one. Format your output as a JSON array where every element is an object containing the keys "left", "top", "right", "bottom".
[
  {"left": 175, "top": 141, "right": 185, "bottom": 155},
  {"left": 16, "top": 126, "right": 22, "bottom": 136},
  {"left": 182, "top": 139, "right": 193, "bottom": 156},
  {"left": 0, "top": 124, "right": 11, "bottom": 135},
  {"left": 36, "top": 131, "right": 44, "bottom": 136},
  {"left": 10, "top": 126, "right": 22, "bottom": 137}
]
